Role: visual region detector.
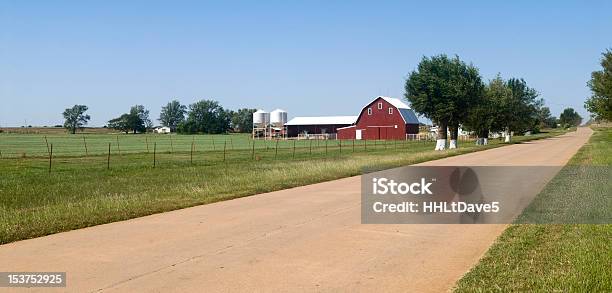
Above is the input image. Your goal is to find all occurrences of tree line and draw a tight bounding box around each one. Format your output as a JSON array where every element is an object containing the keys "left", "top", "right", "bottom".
[
  {"left": 61, "top": 100, "right": 257, "bottom": 134},
  {"left": 62, "top": 50, "right": 610, "bottom": 139},
  {"left": 404, "top": 54, "right": 582, "bottom": 150}
]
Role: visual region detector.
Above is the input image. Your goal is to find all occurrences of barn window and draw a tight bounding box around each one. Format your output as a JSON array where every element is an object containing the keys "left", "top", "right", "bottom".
[
  {"left": 367, "top": 108, "right": 372, "bottom": 115},
  {"left": 378, "top": 102, "right": 383, "bottom": 109},
  {"left": 388, "top": 108, "right": 393, "bottom": 114}
]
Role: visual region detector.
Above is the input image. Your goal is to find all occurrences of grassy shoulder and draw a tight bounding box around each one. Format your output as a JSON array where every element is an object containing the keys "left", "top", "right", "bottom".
[
  {"left": 0, "top": 130, "right": 565, "bottom": 244},
  {"left": 454, "top": 127, "right": 612, "bottom": 292}
]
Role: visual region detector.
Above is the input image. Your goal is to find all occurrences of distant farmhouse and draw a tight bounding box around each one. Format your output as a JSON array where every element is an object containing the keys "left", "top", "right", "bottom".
[
  {"left": 283, "top": 96, "right": 420, "bottom": 140},
  {"left": 153, "top": 126, "right": 171, "bottom": 134}
]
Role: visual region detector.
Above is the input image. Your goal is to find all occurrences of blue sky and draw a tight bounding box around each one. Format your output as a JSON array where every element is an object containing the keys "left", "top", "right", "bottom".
[{"left": 1, "top": 0, "right": 610, "bottom": 127}]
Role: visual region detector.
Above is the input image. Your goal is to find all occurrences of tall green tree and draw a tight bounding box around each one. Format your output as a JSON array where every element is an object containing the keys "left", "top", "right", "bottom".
[
  {"left": 498, "top": 78, "right": 540, "bottom": 142},
  {"left": 62, "top": 104, "right": 91, "bottom": 134},
  {"left": 231, "top": 108, "right": 257, "bottom": 133},
  {"left": 464, "top": 75, "right": 507, "bottom": 145},
  {"left": 159, "top": 100, "right": 187, "bottom": 132},
  {"left": 405, "top": 54, "right": 484, "bottom": 150},
  {"left": 178, "top": 100, "right": 231, "bottom": 134},
  {"left": 585, "top": 49, "right": 612, "bottom": 121},
  {"left": 559, "top": 108, "right": 582, "bottom": 128},
  {"left": 537, "top": 106, "right": 557, "bottom": 129},
  {"left": 527, "top": 98, "right": 546, "bottom": 133},
  {"left": 108, "top": 105, "right": 151, "bottom": 134}
]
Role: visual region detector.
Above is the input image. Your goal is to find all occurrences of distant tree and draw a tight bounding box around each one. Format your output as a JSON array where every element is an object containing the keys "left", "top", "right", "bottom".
[
  {"left": 108, "top": 105, "right": 151, "bottom": 134},
  {"left": 127, "top": 105, "right": 151, "bottom": 133},
  {"left": 178, "top": 100, "right": 231, "bottom": 134},
  {"left": 62, "top": 105, "right": 91, "bottom": 134},
  {"left": 107, "top": 114, "right": 131, "bottom": 133},
  {"left": 559, "top": 108, "right": 582, "bottom": 128},
  {"left": 405, "top": 54, "right": 484, "bottom": 150},
  {"left": 585, "top": 49, "right": 612, "bottom": 121},
  {"left": 231, "top": 108, "right": 257, "bottom": 133},
  {"left": 464, "top": 75, "right": 506, "bottom": 145},
  {"left": 537, "top": 106, "right": 557, "bottom": 129},
  {"left": 527, "top": 98, "right": 546, "bottom": 133},
  {"left": 497, "top": 78, "right": 540, "bottom": 142},
  {"left": 159, "top": 100, "right": 187, "bottom": 132}
]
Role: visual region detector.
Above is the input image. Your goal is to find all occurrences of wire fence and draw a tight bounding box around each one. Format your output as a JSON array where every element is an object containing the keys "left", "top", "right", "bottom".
[
  {"left": 0, "top": 134, "right": 441, "bottom": 174},
  {"left": 0, "top": 133, "right": 449, "bottom": 158}
]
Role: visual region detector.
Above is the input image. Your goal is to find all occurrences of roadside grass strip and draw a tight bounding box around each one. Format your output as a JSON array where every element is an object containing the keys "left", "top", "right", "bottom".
[{"left": 454, "top": 127, "right": 612, "bottom": 292}]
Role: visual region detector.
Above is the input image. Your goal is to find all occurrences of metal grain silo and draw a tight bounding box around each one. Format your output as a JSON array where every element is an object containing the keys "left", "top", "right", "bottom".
[
  {"left": 253, "top": 109, "right": 270, "bottom": 127},
  {"left": 270, "top": 109, "right": 288, "bottom": 128}
]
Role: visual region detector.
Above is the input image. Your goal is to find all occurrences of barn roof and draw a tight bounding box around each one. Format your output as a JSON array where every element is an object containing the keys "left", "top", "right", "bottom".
[
  {"left": 374, "top": 96, "right": 420, "bottom": 124},
  {"left": 285, "top": 116, "right": 358, "bottom": 126},
  {"left": 379, "top": 96, "right": 410, "bottom": 109}
]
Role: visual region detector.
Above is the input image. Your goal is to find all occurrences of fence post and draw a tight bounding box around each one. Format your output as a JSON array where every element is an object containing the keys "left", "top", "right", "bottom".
[
  {"left": 107, "top": 143, "right": 111, "bottom": 170},
  {"left": 170, "top": 135, "right": 174, "bottom": 154},
  {"left": 212, "top": 138, "right": 215, "bottom": 151},
  {"left": 292, "top": 140, "right": 296, "bottom": 159},
  {"left": 352, "top": 139, "right": 355, "bottom": 153},
  {"left": 48, "top": 143, "right": 53, "bottom": 174},
  {"left": 116, "top": 135, "right": 121, "bottom": 155},
  {"left": 275, "top": 139, "right": 279, "bottom": 159},
  {"left": 223, "top": 140, "right": 227, "bottom": 162},
  {"left": 309, "top": 139, "right": 312, "bottom": 156},
  {"left": 146, "top": 136, "right": 150, "bottom": 153},
  {"left": 252, "top": 139, "right": 255, "bottom": 160},
  {"left": 190, "top": 140, "right": 194, "bottom": 165},
  {"left": 44, "top": 136, "right": 50, "bottom": 155},
  {"left": 339, "top": 140, "right": 342, "bottom": 154},
  {"left": 153, "top": 142, "right": 157, "bottom": 168},
  {"left": 364, "top": 139, "right": 367, "bottom": 151},
  {"left": 325, "top": 140, "right": 328, "bottom": 156},
  {"left": 230, "top": 138, "right": 234, "bottom": 150},
  {"left": 83, "top": 136, "right": 88, "bottom": 156}
]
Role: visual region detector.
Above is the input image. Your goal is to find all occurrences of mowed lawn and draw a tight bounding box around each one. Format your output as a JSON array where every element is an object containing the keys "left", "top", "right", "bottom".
[
  {"left": 0, "top": 130, "right": 566, "bottom": 244},
  {"left": 454, "top": 127, "right": 612, "bottom": 292}
]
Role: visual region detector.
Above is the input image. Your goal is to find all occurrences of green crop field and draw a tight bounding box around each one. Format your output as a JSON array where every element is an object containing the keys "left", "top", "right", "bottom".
[
  {"left": 0, "top": 129, "right": 567, "bottom": 244},
  {"left": 454, "top": 127, "right": 612, "bottom": 292}
]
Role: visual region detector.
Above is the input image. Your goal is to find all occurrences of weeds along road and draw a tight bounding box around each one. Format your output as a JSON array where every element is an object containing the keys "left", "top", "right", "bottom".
[{"left": 0, "top": 128, "right": 592, "bottom": 293}]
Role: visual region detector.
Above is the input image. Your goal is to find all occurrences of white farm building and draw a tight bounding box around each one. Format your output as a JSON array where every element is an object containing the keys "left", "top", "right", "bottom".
[{"left": 153, "top": 126, "right": 171, "bottom": 134}]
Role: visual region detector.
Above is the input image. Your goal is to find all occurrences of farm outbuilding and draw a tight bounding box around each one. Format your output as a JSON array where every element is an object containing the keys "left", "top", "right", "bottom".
[
  {"left": 285, "top": 116, "right": 357, "bottom": 139},
  {"left": 153, "top": 126, "right": 171, "bottom": 134},
  {"left": 337, "top": 96, "right": 419, "bottom": 140}
]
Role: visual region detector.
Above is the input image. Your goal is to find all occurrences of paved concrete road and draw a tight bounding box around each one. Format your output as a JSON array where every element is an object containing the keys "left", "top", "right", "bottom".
[{"left": 0, "top": 128, "right": 592, "bottom": 292}]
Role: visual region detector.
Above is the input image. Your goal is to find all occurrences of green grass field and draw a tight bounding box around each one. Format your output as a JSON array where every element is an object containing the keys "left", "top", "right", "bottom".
[
  {"left": 454, "top": 127, "right": 611, "bottom": 292},
  {"left": 0, "top": 130, "right": 566, "bottom": 244},
  {"left": 0, "top": 132, "right": 291, "bottom": 158}
]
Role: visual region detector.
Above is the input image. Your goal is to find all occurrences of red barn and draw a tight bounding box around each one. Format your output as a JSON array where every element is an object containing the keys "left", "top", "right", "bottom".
[{"left": 337, "top": 96, "right": 420, "bottom": 140}]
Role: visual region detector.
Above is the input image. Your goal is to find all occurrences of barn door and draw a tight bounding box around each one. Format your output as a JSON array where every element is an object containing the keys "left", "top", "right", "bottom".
[{"left": 356, "top": 129, "right": 362, "bottom": 140}]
